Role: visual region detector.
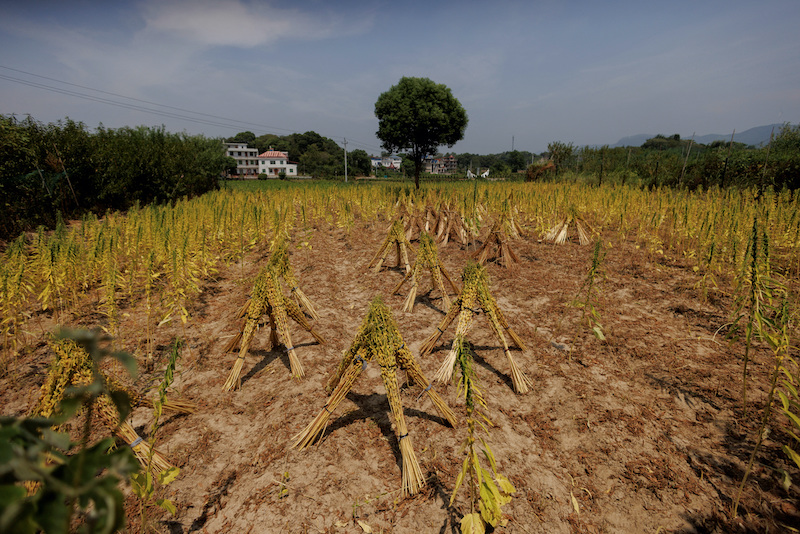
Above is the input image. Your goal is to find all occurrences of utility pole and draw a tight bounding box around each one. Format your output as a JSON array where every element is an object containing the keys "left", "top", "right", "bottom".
[
  {"left": 344, "top": 138, "right": 348, "bottom": 183},
  {"left": 512, "top": 136, "right": 515, "bottom": 151}
]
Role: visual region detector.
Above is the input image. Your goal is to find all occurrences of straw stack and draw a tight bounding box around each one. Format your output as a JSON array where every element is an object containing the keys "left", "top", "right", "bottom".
[
  {"left": 294, "top": 297, "right": 452, "bottom": 496},
  {"left": 434, "top": 203, "right": 479, "bottom": 247},
  {"left": 368, "top": 219, "right": 414, "bottom": 274},
  {"left": 33, "top": 340, "right": 175, "bottom": 474},
  {"left": 73, "top": 369, "right": 174, "bottom": 473},
  {"left": 33, "top": 338, "right": 90, "bottom": 418},
  {"left": 268, "top": 239, "right": 320, "bottom": 321},
  {"left": 422, "top": 262, "right": 531, "bottom": 394},
  {"left": 222, "top": 267, "right": 272, "bottom": 391},
  {"left": 223, "top": 264, "right": 326, "bottom": 390},
  {"left": 393, "top": 231, "right": 459, "bottom": 312},
  {"left": 472, "top": 219, "right": 521, "bottom": 269},
  {"left": 545, "top": 206, "right": 592, "bottom": 245}
]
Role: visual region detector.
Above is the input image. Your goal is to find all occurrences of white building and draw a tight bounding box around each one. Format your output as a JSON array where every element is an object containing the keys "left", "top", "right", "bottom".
[
  {"left": 224, "top": 142, "right": 259, "bottom": 178},
  {"left": 258, "top": 149, "right": 298, "bottom": 177},
  {"left": 370, "top": 155, "right": 403, "bottom": 172}
]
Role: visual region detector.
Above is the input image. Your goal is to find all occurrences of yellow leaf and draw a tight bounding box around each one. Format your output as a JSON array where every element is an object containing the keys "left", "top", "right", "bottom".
[
  {"left": 357, "top": 520, "right": 373, "bottom": 533},
  {"left": 156, "top": 497, "right": 177, "bottom": 515},
  {"left": 460, "top": 513, "right": 486, "bottom": 534},
  {"left": 570, "top": 490, "right": 580, "bottom": 515},
  {"left": 496, "top": 473, "right": 516, "bottom": 495},
  {"left": 334, "top": 520, "right": 348, "bottom": 528}
]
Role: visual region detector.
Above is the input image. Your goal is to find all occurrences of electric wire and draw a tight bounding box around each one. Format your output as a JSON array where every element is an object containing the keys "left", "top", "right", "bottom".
[{"left": 1, "top": 64, "right": 384, "bottom": 151}]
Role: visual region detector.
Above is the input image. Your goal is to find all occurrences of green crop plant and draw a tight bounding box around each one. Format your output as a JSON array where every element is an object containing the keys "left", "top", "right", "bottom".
[
  {"left": 571, "top": 240, "right": 608, "bottom": 342},
  {"left": 449, "top": 338, "right": 515, "bottom": 532},
  {"left": 730, "top": 217, "right": 783, "bottom": 418},
  {"left": 732, "top": 293, "right": 791, "bottom": 518},
  {"left": 131, "top": 338, "right": 182, "bottom": 530}
]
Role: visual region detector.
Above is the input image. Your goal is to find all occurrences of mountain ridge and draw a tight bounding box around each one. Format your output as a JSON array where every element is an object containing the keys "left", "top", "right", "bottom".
[{"left": 610, "top": 123, "right": 791, "bottom": 148}]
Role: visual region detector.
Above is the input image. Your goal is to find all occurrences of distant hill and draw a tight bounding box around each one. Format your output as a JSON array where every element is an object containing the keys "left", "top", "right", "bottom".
[{"left": 611, "top": 124, "right": 790, "bottom": 148}]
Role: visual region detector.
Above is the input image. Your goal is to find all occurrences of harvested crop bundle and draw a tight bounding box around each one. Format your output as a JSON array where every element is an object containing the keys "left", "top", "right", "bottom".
[
  {"left": 393, "top": 231, "right": 459, "bottom": 312},
  {"left": 293, "top": 297, "right": 455, "bottom": 496},
  {"left": 368, "top": 219, "right": 414, "bottom": 274},
  {"left": 222, "top": 264, "right": 325, "bottom": 390},
  {"left": 421, "top": 262, "right": 531, "bottom": 394}
]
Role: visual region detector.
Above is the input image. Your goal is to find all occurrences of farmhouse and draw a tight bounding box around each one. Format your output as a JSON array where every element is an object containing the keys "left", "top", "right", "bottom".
[
  {"left": 371, "top": 155, "right": 403, "bottom": 171},
  {"left": 425, "top": 154, "right": 458, "bottom": 174},
  {"left": 258, "top": 149, "right": 298, "bottom": 177},
  {"left": 224, "top": 142, "right": 259, "bottom": 178}
]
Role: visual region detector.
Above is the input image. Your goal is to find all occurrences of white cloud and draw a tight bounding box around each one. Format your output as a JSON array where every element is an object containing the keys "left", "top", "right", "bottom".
[{"left": 140, "top": 0, "right": 368, "bottom": 48}]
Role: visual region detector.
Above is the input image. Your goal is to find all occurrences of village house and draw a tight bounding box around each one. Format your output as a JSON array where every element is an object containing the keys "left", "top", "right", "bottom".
[
  {"left": 371, "top": 155, "right": 403, "bottom": 172},
  {"left": 224, "top": 142, "right": 259, "bottom": 178},
  {"left": 424, "top": 154, "right": 458, "bottom": 174},
  {"left": 258, "top": 148, "right": 298, "bottom": 177}
]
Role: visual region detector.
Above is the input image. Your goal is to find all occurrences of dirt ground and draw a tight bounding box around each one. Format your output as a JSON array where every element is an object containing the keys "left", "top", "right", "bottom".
[{"left": 3, "top": 215, "right": 800, "bottom": 533}]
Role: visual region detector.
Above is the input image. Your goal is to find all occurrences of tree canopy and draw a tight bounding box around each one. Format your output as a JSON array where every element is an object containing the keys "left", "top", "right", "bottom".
[{"left": 374, "top": 77, "right": 468, "bottom": 188}]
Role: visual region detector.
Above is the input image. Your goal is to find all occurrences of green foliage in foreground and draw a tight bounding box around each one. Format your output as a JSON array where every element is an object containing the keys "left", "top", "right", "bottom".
[{"left": 0, "top": 329, "right": 139, "bottom": 534}]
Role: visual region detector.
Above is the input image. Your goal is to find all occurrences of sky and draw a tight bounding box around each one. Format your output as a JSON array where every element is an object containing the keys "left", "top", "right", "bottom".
[{"left": 1, "top": 0, "right": 798, "bottom": 155}]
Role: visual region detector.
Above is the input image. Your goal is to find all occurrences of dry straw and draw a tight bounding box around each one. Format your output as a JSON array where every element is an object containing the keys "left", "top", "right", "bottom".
[
  {"left": 368, "top": 219, "right": 414, "bottom": 274},
  {"left": 33, "top": 339, "right": 174, "bottom": 473},
  {"left": 268, "top": 239, "right": 320, "bottom": 321},
  {"left": 293, "top": 297, "right": 455, "bottom": 496},
  {"left": 222, "top": 264, "right": 325, "bottom": 390},
  {"left": 472, "top": 199, "right": 523, "bottom": 269},
  {"left": 434, "top": 203, "right": 475, "bottom": 247},
  {"left": 393, "top": 231, "right": 459, "bottom": 312},
  {"left": 545, "top": 206, "right": 592, "bottom": 245},
  {"left": 421, "top": 262, "right": 531, "bottom": 394}
]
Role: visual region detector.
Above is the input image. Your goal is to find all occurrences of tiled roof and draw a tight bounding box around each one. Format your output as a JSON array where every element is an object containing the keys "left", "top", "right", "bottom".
[{"left": 258, "top": 150, "right": 288, "bottom": 158}]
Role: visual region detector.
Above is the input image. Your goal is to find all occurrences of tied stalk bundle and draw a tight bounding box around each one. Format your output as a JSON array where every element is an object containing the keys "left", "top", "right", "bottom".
[
  {"left": 268, "top": 239, "right": 320, "bottom": 321},
  {"left": 33, "top": 338, "right": 174, "bottom": 473},
  {"left": 368, "top": 219, "right": 414, "bottom": 274},
  {"left": 472, "top": 219, "right": 521, "bottom": 270},
  {"left": 434, "top": 203, "right": 476, "bottom": 247},
  {"left": 393, "top": 231, "right": 459, "bottom": 312},
  {"left": 293, "top": 297, "right": 455, "bottom": 497},
  {"left": 222, "top": 264, "right": 325, "bottom": 390},
  {"left": 421, "top": 262, "right": 531, "bottom": 394},
  {"left": 545, "top": 205, "right": 592, "bottom": 245}
]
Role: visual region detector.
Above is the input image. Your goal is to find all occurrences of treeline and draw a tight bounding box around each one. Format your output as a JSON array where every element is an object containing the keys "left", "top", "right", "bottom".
[
  {"left": 539, "top": 125, "right": 800, "bottom": 190},
  {"left": 1, "top": 115, "right": 228, "bottom": 240},
  {"left": 226, "top": 130, "right": 372, "bottom": 178}
]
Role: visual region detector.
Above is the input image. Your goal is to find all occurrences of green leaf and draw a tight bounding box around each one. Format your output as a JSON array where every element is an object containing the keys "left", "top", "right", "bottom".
[
  {"left": 449, "top": 456, "right": 469, "bottom": 506},
  {"left": 158, "top": 466, "right": 180, "bottom": 486},
  {"left": 156, "top": 498, "right": 177, "bottom": 515}
]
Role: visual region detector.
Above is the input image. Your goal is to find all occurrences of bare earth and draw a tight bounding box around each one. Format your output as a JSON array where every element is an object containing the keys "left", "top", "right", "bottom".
[{"left": 3, "top": 216, "right": 799, "bottom": 533}]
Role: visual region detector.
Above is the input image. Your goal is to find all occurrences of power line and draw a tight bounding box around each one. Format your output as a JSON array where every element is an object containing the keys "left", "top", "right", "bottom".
[
  {"left": 0, "top": 64, "right": 297, "bottom": 134},
  {"left": 0, "top": 64, "right": 385, "bottom": 152}
]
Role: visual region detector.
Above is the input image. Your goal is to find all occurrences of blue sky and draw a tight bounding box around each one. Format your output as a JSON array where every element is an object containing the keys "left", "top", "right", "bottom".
[{"left": 1, "top": 0, "right": 798, "bottom": 154}]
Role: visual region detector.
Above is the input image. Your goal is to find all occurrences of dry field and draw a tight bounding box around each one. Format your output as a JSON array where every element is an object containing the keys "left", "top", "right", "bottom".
[{"left": 2, "top": 182, "right": 799, "bottom": 533}]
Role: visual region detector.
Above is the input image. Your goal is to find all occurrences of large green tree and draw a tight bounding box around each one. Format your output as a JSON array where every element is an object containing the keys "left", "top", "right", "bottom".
[{"left": 374, "top": 77, "right": 468, "bottom": 189}]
